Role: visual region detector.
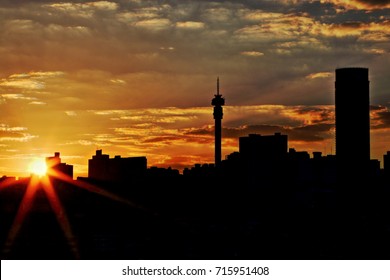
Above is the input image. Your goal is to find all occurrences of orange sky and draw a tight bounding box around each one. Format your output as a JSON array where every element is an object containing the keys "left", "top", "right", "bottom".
[{"left": 0, "top": 0, "right": 390, "bottom": 177}]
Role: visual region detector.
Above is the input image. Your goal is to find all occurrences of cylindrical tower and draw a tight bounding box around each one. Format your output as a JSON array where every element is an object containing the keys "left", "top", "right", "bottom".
[
  {"left": 335, "top": 67, "right": 370, "bottom": 177},
  {"left": 212, "top": 77, "right": 225, "bottom": 167}
]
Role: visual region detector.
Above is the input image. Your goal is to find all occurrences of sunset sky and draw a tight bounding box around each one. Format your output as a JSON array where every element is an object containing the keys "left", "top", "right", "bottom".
[{"left": 0, "top": 0, "right": 390, "bottom": 177}]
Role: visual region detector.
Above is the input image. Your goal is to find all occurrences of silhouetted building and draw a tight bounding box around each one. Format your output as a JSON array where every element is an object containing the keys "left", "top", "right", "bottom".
[
  {"left": 239, "top": 133, "right": 288, "bottom": 161},
  {"left": 88, "top": 150, "right": 147, "bottom": 182},
  {"left": 288, "top": 148, "right": 310, "bottom": 161},
  {"left": 212, "top": 77, "right": 225, "bottom": 167},
  {"left": 183, "top": 163, "right": 216, "bottom": 177},
  {"left": 238, "top": 133, "right": 288, "bottom": 183},
  {"left": 384, "top": 151, "right": 390, "bottom": 177},
  {"left": 370, "top": 159, "right": 380, "bottom": 177},
  {"left": 311, "top": 153, "right": 337, "bottom": 185},
  {"left": 335, "top": 67, "right": 370, "bottom": 178},
  {"left": 147, "top": 166, "right": 180, "bottom": 177},
  {"left": 46, "top": 152, "right": 73, "bottom": 179},
  {"left": 0, "top": 176, "right": 16, "bottom": 184},
  {"left": 286, "top": 148, "right": 312, "bottom": 183},
  {"left": 313, "top": 151, "right": 322, "bottom": 160}
]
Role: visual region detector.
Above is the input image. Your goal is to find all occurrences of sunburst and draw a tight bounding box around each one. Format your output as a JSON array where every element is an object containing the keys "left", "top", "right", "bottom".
[{"left": 1, "top": 157, "right": 145, "bottom": 259}]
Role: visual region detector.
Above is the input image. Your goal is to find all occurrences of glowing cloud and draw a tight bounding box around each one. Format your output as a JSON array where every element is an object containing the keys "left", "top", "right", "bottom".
[
  {"left": 306, "top": 72, "right": 333, "bottom": 79},
  {"left": 176, "top": 21, "right": 205, "bottom": 29},
  {"left": 241, "top": 51, "right": 265, "bottom": 57},
  {"left": 134, "top": 18, "right": 172, "bottom": 30}
]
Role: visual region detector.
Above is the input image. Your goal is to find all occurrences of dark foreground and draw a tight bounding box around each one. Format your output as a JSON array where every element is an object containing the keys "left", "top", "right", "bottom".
[{"left": 1, "top": 175, "right": 390, "bottom": 260}]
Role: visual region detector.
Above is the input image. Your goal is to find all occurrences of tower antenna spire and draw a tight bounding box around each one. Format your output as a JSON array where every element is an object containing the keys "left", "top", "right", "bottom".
[{"left": 217, "top": 77, "right": 220, "bottom": 95}]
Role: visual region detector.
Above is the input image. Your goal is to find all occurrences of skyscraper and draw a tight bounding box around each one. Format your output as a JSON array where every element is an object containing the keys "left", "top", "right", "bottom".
[
  {"left": 335, "top": 67, "right": 370, "bottom": 176},
  {"left": 212, "top": 77, "right": 225, "bottom": 167}
]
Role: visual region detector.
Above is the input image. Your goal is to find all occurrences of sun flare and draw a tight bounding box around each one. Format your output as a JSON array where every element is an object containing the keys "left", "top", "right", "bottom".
[{"left": 28, "top": 159, "right": 47, "bottom": 176}]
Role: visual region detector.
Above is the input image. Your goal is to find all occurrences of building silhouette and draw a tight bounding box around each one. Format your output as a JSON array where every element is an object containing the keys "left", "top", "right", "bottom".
[
  {"left": 88, "top": 150, "right": 147, "bottom": 182},
  {"left": 335, "top": 67, "right": 370, "bottom": 178},
  {"left": 211, "top": 77, "right": 225, "bottom": 167},
  {"left": 239, "top": 133, "right": 288, "bottom": 162},
  {"left": 384, "top": 151, "right": 390, "bottom": 177},
  {"left": 46, "top": 152, "right": 73, "bottom": 179},
  {"left": 238, "top": 133, "right": 288, "bottom": 182}
]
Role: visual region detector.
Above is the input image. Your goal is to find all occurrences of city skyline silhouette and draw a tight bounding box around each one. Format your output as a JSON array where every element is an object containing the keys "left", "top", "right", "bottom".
[
  {"left": 1, "top": 0, "right": 390, "bottom": 261},
  {"left": 1, "top": 67, "right": 390, "bottom": 260},
  {"left": 1, "top": 71, "right": 390, "bottom": 178},
  {"left": 1, "top": 1, "right": 390, "bottom": 178}
]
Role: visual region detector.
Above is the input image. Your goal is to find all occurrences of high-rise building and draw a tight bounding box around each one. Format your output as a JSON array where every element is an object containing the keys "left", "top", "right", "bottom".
[
  {"left": 335, "top": 67, "right": 370, "bottom": 176},
  {"left": 211, "top": 77, "right": 225, "bottom": 167}
]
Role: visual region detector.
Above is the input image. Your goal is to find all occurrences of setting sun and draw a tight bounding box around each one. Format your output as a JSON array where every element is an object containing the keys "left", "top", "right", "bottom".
[{"left": 28, "top": 159, "right": 47, "bottom": 176}]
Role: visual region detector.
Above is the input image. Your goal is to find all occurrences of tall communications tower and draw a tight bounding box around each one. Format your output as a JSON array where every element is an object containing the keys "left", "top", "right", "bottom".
[{"left": 212, "top": 77, "right": 225, "bottom": 167}]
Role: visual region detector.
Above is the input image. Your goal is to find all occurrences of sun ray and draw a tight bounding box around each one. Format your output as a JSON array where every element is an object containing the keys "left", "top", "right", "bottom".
[
  {"left": 47, "top": 168, "right": 147, "bottom": 211},
  {"left": 2, "top": 176, "right": 40, "bottom": 257},
  {"left": 3, "top": 157, "right": 151, "bottom": 258},
  {"left": 40, "top": 176, "right": 80, "bottom": 259}
]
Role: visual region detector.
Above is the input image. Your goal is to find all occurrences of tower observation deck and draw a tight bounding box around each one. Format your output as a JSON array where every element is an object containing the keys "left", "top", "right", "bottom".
[{"left": 212, "top": 77, "right": 225, "bottom": 167}]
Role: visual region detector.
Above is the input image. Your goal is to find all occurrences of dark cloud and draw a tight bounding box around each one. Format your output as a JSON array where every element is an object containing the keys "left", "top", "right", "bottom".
[
  {"left": 187, "top": 123, "right": 334, "bottom": 142},
  {"left": 357, "top": 0, "right": 390, "bottom": 6},
  {"left": 291, "top": 123, "right": 334, "bottom": 141},
  {"left": 370, "top": 105, "right": 385, "bottom": 111},
  {"left": 293, "top": 1, "right": 338, "bottom": 19},
  {"left": 371, "top": 106, "right": 390, "bottom": 129},
  {"left": 292, "top": 106, "right": 334, "bottom": 123},
  {"left": 376, "top": 111, "right": 390, "bottom": 127},
  {"left": 223, "top": 125, "right": 284, "bottom": 139}
]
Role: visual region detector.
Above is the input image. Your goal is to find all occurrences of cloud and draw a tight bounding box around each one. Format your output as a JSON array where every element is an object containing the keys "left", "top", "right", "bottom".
[
  {"left": 201, "top": 6, "right": 236, "bottom": 23},
  {"left": 134, "top": 18, "right": 172, "bottom": 30},
  {"left": 29, "top": 101, "right": 47, "bottom": 105},
  {"left": 1, "top": 94, "right": 36, "bottom": 101},
  {"left": 0, "top": 124, "right": 37, "bottom": 142},
  {"left": 0, "top": 80, "right": 45, "bottom": 90},
  {"left": 116, "top": 6, "right": 171, "bottom": 23},
  {"left": 371, "top": 105, "right": 390, "bottom": 129},
  {"left": 90, "top": 107, "right": 208, "bottom": 123},
  {"left": 0, "top": 71, "right": 64, "bottom": 90},
  {"left": 326, "top": 0, "right": 390, "bottom": 10},
  {"left": 0, "top": 125, "right": 27, "bottom": 132},
  {"left": 306, "top": 72, "right": 333, "bottom": 79},
  {"left": 110, "top": 79, "right": 126, "bottom": 84},
  {"left": 62, "top": 140, "right": 94, "bottom": 146},
  {"left": 188, "top": 123, "right": 334, "bottom": 143},
  {"left": 235, "top": 11, "right": 390, "bottom": 43},
  {"left": 44, "top": 1, "right": 118, "bottom": 18},
  {"left": 240, "top": 51, "right": 264, "bottom": 57},
  {"left": 65, "top": 111, "right": 77, "bottom": 117},
  {"left": 176, "top": 21, "right": 205, "bottom": 29}
]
